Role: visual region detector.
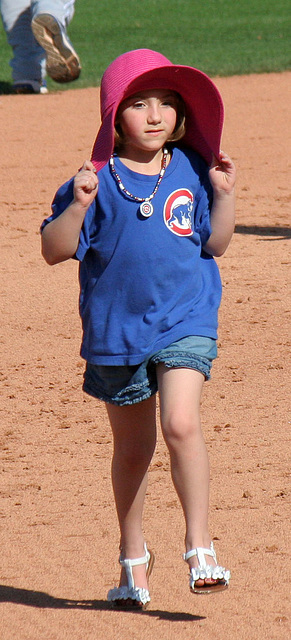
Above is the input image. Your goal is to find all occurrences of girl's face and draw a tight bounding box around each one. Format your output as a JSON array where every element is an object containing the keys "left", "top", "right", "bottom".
[{"left": 116, "top": 89, "right": 179, "bottom": 155}]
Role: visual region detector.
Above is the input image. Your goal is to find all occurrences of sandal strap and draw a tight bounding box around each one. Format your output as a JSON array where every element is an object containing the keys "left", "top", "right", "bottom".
[
  {"left": 183, "top": 542, "right": 230, "bottom": 589},
  {"left": 119, "top": 543, "right": 150, "bottom": 568},
  {"left": 183, "top": 541, "right": 217, "bottom": 568},
  {"left": 189, "top": 564, "right": 230, "bottom": 583},
  {"left": 107, "top": 585, "right": 151, "bottom": 606},
  {"left": 119, "top": 543, "right": 150, "bottom": 591}
]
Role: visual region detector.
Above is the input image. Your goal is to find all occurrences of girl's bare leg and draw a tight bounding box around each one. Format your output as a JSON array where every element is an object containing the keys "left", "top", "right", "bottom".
[
  {"left": 106, "top": 396, "right": 157, "bottom": 590},
  {"left": 157, "top": 365, "right": 216, "bottom": 586}
]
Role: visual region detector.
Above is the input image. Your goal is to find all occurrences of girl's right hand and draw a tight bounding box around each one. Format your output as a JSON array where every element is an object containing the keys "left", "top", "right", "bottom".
[{"left": 73, "top": 160, "right": 99, "bottom": 208}]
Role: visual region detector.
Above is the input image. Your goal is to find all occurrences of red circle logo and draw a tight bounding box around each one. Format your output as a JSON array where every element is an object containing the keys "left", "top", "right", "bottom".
[{"left": 163, "top": 189, "right": 194, "bottom": 236}]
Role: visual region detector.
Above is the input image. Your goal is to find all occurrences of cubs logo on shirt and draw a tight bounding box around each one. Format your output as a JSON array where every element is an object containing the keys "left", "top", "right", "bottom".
[{"left": 163, "top": 189, "right": 194, "bottom": 236}]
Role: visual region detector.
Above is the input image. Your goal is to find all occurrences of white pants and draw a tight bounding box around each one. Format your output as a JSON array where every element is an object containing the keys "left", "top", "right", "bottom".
[{"left": 0, "top": 0, "right": 75, "bottom": 86}]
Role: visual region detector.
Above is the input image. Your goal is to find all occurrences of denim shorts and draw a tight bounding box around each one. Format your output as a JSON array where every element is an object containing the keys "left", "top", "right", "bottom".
[{"left": 83, "top": 335, "right": 217, "bottom": 406}]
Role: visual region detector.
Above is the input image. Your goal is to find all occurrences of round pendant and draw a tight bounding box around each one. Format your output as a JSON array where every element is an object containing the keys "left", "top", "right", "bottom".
[{"left": 139, "top": 200, "right": 154, "bottom": 218}]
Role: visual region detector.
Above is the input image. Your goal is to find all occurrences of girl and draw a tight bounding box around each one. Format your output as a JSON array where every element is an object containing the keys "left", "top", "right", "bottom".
[{"left": 41, "top": 49, "right": 236, "bottom": 609}]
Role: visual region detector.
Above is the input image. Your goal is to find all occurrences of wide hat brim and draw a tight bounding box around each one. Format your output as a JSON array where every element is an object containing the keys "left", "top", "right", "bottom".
[{"left": 91, "top": 65, "right": 224, "bottom": 171}]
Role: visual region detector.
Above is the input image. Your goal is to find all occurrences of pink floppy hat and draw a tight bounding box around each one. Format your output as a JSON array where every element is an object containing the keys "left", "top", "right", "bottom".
[{"left": 91, "top": 49, "right": 224, "bottom": 171}]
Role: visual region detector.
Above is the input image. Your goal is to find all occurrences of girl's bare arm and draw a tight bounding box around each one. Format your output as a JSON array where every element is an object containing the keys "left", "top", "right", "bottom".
[
  {"left": 41, "top": 161, "right": 98, "bottom": 265},
  {"left": 203, "top": 151, "right": 236, "bottom": 257}
]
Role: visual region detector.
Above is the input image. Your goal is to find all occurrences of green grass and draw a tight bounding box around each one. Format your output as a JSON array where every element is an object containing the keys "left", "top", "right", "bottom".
[{"left": 0, "top": 0, "right": 290, "bottom": 93}]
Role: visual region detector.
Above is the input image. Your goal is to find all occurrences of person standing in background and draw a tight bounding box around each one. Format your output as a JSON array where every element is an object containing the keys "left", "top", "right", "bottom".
[{"left": 0, "top": 0, "right": 81, "bottom": 93}]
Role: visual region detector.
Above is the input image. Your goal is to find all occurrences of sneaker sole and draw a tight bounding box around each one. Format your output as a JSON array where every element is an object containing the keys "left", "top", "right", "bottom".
[
  {"left": 31, "top": 14, "right": 81, "bottom": 83},
  {"left": 12, "top": 83, "right": 48, "bottom": 94}
]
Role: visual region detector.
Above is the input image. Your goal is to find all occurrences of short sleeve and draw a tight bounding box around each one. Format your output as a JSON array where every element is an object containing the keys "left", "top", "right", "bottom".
[{"left": 40, "top": 177, "right": 97, "bottom": 261}]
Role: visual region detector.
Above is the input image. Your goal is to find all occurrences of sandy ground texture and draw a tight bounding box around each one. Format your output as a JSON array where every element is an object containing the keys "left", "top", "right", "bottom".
[{"left": 0, "top": 71, "right": 290, "bottom": 640}]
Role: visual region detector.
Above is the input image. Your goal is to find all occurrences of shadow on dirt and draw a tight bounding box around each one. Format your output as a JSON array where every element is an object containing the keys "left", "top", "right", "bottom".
[
  {"left": 0, "top": 584, "right": 205, "bottom": 621},
  {"left": 235, "top": 224, "right": 290, "bottom": 240},
  {"left": 0, "top": 81, "right": 13, "bottom": 94}
]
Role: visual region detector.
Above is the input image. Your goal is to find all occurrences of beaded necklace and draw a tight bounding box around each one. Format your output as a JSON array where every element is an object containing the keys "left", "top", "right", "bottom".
[{"left": 109, "top": 148, "right": 168, "bottom": 218}]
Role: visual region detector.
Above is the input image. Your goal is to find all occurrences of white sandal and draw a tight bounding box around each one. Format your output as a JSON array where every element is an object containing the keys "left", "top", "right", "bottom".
[
  {"left": 183, "top": 542, "right": 230, "bottom": 594},
  {"left": 107, "top": 543, "right": 155, "bottom": 609}
]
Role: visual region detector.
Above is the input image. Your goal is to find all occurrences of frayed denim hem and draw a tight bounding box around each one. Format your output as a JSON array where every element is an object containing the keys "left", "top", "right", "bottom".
[
  {"left": 83, "top": 381, "right": 157, "bottom": 406},
  {"left": 151, "top": 352, "right": 212, "bottom": 380}
]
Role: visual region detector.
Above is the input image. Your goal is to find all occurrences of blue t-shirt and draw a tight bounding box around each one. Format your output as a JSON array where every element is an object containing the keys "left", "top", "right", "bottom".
[{"left": 43, "top": 146, "right": 222, "bottom": 365}]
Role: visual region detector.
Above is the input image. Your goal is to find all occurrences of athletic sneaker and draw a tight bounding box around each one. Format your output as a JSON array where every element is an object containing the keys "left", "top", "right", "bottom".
[{"left": 31, "top": 13, "right": 81, "bottom": 83}]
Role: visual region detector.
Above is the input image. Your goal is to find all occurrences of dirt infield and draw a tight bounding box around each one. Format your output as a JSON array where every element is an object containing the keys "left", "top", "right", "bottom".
[{"left": 0, "top": 72, "right": 290, "bottom": 640}]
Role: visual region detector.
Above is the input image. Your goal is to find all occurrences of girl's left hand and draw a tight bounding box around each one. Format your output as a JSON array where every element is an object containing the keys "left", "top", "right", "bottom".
[{"left": 209, "top": 151, "right": 236, "bottom": 194}]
